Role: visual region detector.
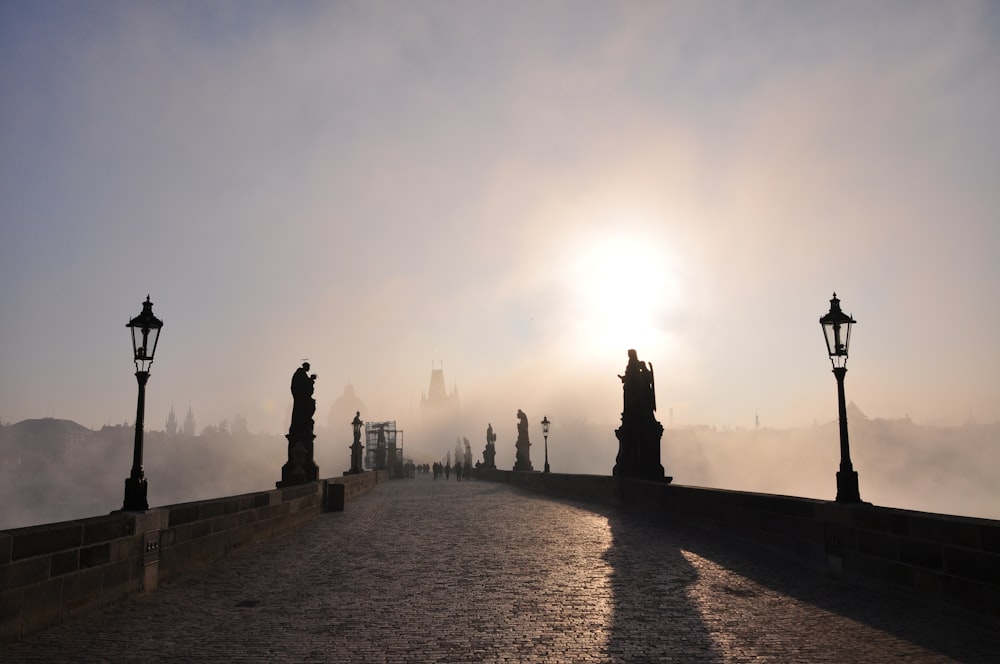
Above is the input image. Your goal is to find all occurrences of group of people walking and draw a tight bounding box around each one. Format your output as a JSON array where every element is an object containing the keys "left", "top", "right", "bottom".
[{"left": 431, "top": 461, "right": 474, "bottom": 481}]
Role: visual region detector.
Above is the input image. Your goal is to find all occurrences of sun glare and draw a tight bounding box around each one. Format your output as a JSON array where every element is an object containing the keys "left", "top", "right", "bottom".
[{"left": 563, "top": 225, "right": 684, "bottom": 358}]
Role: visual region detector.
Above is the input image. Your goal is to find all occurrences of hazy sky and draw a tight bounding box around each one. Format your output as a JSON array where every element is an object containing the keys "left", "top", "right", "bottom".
[{"left": 2, "top": 2, "right": 999, "bottom": 441}]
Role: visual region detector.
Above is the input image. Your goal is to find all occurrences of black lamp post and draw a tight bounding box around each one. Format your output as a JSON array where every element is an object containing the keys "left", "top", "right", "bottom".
[
  {"left": 820, "top": 292, "right": 861, "bottom": 503},
  {"left": 541, "top": 415, "right": 550, "bottom": 474},
  {"left": 123, "top": 296, "right": 162, "bottom": 511}
]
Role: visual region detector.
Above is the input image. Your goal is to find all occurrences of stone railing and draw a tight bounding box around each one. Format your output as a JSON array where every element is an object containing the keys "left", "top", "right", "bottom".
[
  {"left": 0, "top": 471, "right": 387, "bottom": 642},
  {"left": 479, "top": 468, "right": 999, "bottom": 623}
]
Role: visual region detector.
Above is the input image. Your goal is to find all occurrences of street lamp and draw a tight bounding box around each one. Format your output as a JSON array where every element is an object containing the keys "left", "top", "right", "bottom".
[
  {"left": 123, "top": 295, "right": 162, "bottom": 511},
  {"left": 820, "top": 292, "right": 861, "bottom": 503},
  {"left": 541, "top": 415, "right": 550, "bottom": 474}
]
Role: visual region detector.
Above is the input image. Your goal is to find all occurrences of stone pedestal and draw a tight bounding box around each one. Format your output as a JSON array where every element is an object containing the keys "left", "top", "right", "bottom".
[
  {"left": 613, "top": 419, "right": 669, "bottom": 482},
  {"left": 836, "top": 468, "right": 860, "bottom": 503},
  {"left": 347, "top": 440, "right": 364, "bottom": 475},
  {"left": 278, "top": 434, "right": 317, "bottom": 487},
  {"left": 513, "top": 438, "right": 533, "bottom": 472}
]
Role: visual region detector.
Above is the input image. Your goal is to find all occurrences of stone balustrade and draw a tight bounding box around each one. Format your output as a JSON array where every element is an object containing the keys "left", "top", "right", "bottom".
[
  {"left": 1, "top": 471, "right": 387, "bottom": 641},
  {"left": 478, "top": 468, "right": 999, "bottom": 623}
]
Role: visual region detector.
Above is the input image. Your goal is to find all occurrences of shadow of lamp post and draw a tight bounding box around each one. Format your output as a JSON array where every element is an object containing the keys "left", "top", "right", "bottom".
[
  {"left": 820, "top": 292, "right": 861, "bottom": 504},
  {"left": 123, "top": 295, "right": 162, "bottom": 512},
  {"left": 541, "top": 415, "right": 550, "bottom": 474}
]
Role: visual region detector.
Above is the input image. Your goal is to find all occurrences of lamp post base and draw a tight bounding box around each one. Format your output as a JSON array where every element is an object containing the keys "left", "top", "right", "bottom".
[
  {"left": 836, "top": 469, "right": 861, "bottom": 503},
  {"left": 122, "top": 476, "right": 148, "bottom": 511}
]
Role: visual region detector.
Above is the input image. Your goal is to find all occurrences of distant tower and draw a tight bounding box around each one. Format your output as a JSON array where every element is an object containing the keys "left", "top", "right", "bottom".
[
  {"left": 420, "top": 361, "right": 459, "bottom": 420},
  {"left": 755, "top": 412, "right": 760, "bottom": 430},
  {"left": 182, "top": 406, "right": 196, "bottom": 437},
  {"left": 165, "top": 406, "right": 178, "bottom": 436}
]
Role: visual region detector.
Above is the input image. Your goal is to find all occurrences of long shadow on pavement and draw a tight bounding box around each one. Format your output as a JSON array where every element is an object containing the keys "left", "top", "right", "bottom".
[
  {"left": 600, "top": 503, "right": 1000, "bottom": 662},
  {"left": 602, "top": 508, "right": 724, "bottom": 662}
]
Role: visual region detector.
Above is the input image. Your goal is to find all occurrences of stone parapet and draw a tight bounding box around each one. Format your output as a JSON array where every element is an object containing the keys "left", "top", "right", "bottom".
[
  {"left": 481, "top": 469, "right": 1000, "bottom": 623},
  {"left": 1, "top": 470, "right": 388, "bottom": 642}
]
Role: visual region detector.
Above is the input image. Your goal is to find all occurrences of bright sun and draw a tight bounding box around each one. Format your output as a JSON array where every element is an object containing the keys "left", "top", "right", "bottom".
[{"left": 563, "top": 226, "right": 683, "bottom": 358}]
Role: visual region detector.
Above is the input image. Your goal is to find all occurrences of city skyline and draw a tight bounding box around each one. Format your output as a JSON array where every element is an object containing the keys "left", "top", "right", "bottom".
[
  {"left": 2, "top": 3, "right": 998, "bottom": 440},
  {"left": 3, "top": 402, "right": 998, "bottom": 528}
]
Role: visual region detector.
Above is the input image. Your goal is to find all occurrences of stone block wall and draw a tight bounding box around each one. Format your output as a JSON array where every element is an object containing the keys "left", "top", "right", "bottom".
[
  {"left": 831, "top": 502, "right": 1000, "bottom": 618},
  {"left": 1, "top": 511, "right": 159, "bottom": 641},
  {"left": 1, "top": 471, "right": 387, "bottom": 642},
  {"left": 330, "top": 470, "right": 384, "bottom": 502},
  {"left": 155, "top": 482, "right": 322, "bottom": 586}
]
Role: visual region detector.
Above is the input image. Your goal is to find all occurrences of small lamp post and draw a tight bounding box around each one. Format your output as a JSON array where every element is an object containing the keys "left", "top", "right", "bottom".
[
  {"left": 820, "top": 292, "right": 861, "bottom": 503},
  {"left": 123, "top": 296, "right": 162, "bottom": 511},
  {"left": 541, "top": 415, "right": 551, "bottom": 474}
]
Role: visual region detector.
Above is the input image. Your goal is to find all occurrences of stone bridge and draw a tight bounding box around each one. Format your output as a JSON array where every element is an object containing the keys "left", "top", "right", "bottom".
[{"left": 2, "top": 473, "right": 999, "bottom": 662}]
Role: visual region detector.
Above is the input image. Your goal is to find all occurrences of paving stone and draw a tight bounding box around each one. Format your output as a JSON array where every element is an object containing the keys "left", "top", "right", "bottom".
[{"left": 2, "top": 477, "right": 998, "bottom": 662}]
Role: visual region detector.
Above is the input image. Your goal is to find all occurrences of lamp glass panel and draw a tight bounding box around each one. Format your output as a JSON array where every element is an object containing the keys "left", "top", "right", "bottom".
[
  {"left": 130, "top": 325, "right": 142, "bottom": 359},
  {"left": 821, "top": 321, "right": 836, "bottom": 357},
  {"left": 145, "top": 326, "right": 160, "bottom": 361}
]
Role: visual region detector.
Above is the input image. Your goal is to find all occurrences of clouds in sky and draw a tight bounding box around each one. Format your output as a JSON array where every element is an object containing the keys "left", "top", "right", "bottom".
[{"left": 2, "top": 2, "right": 998, "bottom": 451}]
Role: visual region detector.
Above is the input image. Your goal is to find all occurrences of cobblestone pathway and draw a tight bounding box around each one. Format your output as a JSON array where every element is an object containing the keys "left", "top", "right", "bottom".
[{"left": 3, "top": 477, "right": 998, "bottom": 663}]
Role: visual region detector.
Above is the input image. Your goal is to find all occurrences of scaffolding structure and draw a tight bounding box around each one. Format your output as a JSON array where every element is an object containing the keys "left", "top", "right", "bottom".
[{"left": 364, "top": 421, "right": 403, "bottom": 471}]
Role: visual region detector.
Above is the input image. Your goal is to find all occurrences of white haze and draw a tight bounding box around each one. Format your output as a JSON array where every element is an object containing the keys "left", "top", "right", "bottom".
[
  {"left": 1, "top": 3, "right": 998, "bottom": 525},
  {"left": 2, "top": 409, "right": 998, "bottom": 530}
]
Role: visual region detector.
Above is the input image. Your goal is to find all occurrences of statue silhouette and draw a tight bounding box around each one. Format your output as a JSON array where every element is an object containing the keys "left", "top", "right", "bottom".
[
  {"left": 278, "top": 361, "right": 319, "bottom": 487},
  {"left": 483, "top": 422, "right": 497, "bottom": 469},
  {"left": 513, "top": 409, "right": 533, "bottom": 471},
  {"left": 614, "top": 349, "right": 668, "bottom": 482},
  {"left": 348, "top": 411, "right": 364, "bottom": 474},
  {"left": 620, "top": 349, "right": 655, "bottom": 420},
  {"left": 290, "top": 362, "right": 316, "bottom": 429}
]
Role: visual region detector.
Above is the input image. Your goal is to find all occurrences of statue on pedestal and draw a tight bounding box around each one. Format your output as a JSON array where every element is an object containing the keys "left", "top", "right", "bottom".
[
  {"left": 513, "top": 408, "right": 534, "bottom": 471},
  {"left": 278, "top": 361, "right": 319, "bottom": 487},
  {"left": 374, "top": 425, "right": 387, "bottom": 470},
  {"left": 482, "top": 422, "right": 497, "bottom": 469},
  {"left": 347, "top": 411, "right": 364, "bottom": 475},
  {"left": 614, "top": 349, "right": 669, "bottom": 482}
]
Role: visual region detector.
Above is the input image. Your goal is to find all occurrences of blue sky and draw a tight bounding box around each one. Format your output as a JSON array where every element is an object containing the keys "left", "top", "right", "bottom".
[{"left": 2, "top": 1, "right": 999, "bottom": 445}]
